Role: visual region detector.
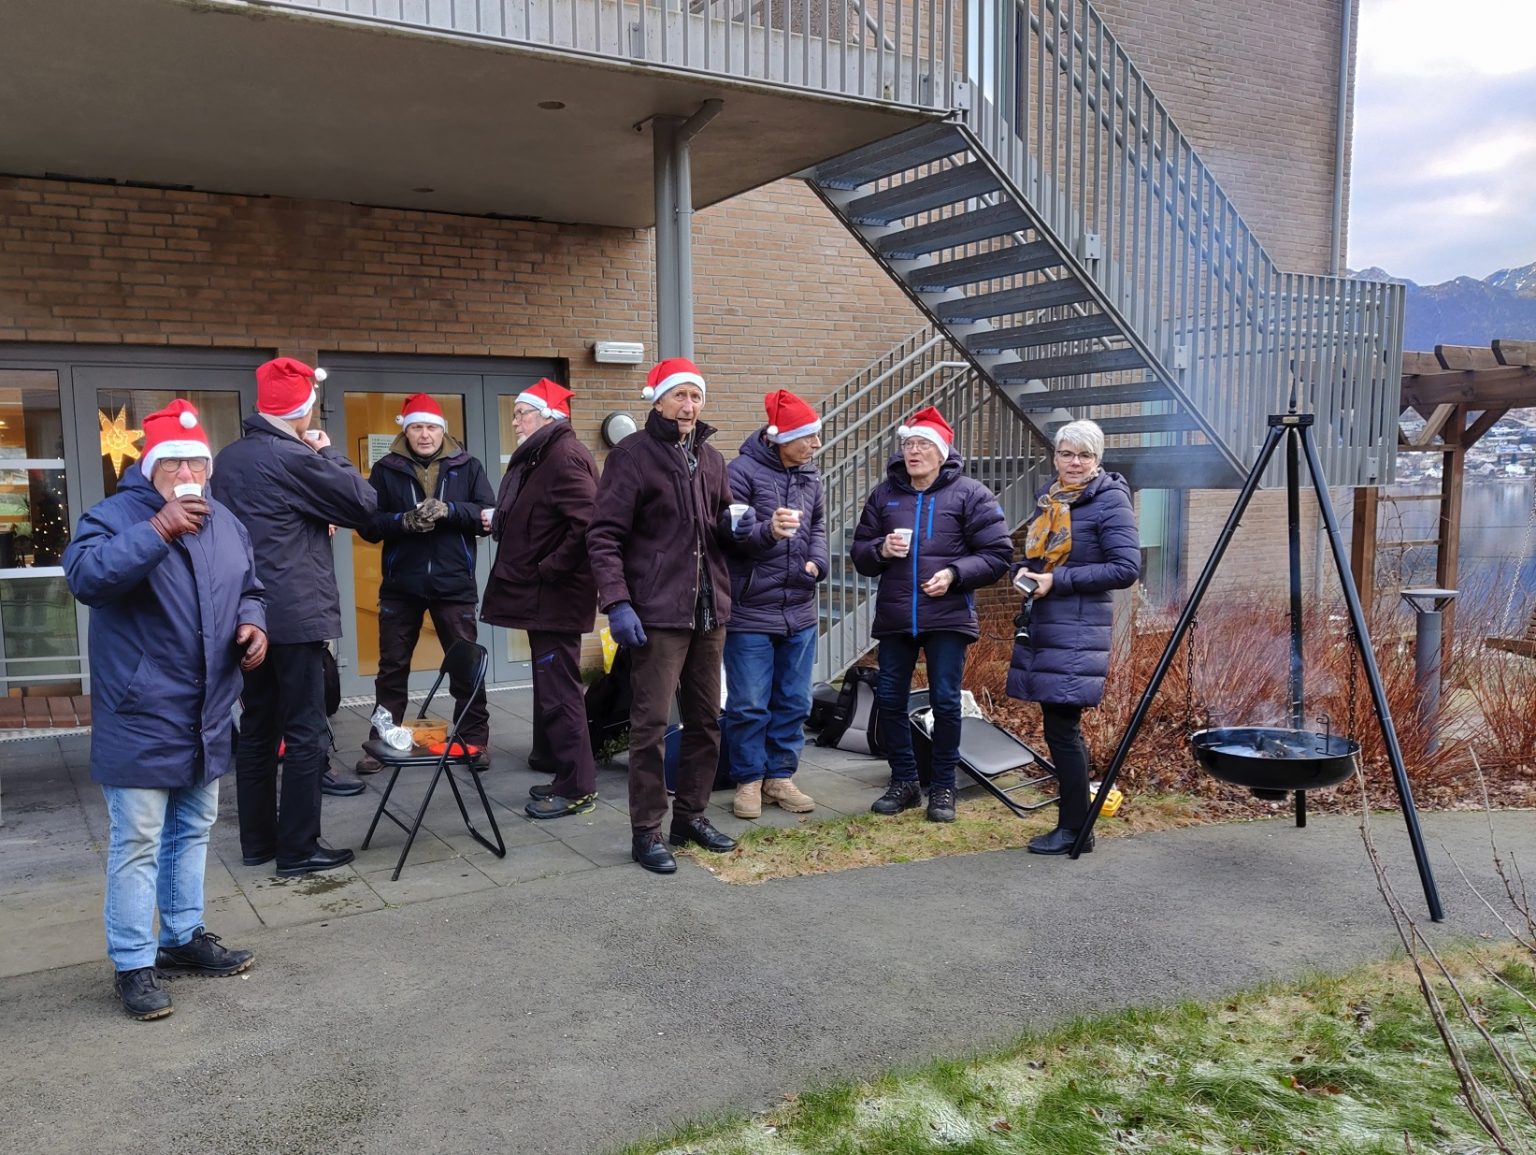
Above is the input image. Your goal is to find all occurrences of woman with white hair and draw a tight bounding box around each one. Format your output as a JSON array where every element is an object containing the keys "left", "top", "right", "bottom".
[{"left": 1006, "top": 419, "right": 1141, "bottom": 854}]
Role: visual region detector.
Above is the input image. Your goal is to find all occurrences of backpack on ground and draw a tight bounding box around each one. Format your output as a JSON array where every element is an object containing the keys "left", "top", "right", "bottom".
[
  {"left": 815, "top": 665, "right": 884, "bottom": 756},
  {"left": 585, "top": 644, "right": 634, "bottom": 757}
]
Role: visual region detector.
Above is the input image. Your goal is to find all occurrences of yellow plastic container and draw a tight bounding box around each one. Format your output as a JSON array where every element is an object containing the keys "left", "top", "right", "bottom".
[
  {"left": 1088, "top": 780, "right": 1124, "bottom": 817},
  {"left": 403, "top": 717, "right": 449, "bottom": 746}
]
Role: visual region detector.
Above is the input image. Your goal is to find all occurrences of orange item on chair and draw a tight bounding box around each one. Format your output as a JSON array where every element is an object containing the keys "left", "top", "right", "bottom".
[{"left": 426, "top": 740, "right": 481, "bottom": 757}]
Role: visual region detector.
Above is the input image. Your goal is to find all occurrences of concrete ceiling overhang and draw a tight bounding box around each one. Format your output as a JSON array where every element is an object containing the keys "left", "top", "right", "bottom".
[{"left": 0, "top": 0, "right": 940, "bottom": 227}]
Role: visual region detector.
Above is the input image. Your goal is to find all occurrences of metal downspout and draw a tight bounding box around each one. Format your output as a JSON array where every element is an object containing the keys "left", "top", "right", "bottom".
[
  {"left": 645, "top": 100, "right": 724, "bottom": 361},
  {"left": 1330, "top": 0, "right": 1354, "bottom": 274}
]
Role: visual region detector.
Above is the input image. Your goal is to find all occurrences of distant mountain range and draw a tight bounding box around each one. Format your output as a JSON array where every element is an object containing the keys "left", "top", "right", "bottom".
[{"left": 1349, "top": 260, "right": 1536, "bottom": 352}]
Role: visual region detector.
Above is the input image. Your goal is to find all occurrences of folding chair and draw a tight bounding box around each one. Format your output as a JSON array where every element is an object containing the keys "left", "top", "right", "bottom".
[
  {"left": 911, "top": 707, "right": 1060, "bottom": 818},
  {"left": 360, "top": 641, "right": 506, "bottom": 880}
]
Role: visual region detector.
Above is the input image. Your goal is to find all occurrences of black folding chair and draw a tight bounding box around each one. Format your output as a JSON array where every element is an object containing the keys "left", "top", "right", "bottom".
[{"left": 360, "top": 641, "right": 506, "bottom": 880}]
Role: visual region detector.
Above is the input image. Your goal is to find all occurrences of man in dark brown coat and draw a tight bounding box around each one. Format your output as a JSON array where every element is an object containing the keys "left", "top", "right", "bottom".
[
  {"left": 481, "top": 379, "right": 600, "bottom": 819},
  {"left": 586, "top": 357, "right": 753, "bottom": 874}
]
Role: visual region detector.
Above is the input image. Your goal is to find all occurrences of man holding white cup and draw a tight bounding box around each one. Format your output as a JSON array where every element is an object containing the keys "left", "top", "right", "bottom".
[{"left": 720, "top": 388, "right": 828, "bottom": 819}]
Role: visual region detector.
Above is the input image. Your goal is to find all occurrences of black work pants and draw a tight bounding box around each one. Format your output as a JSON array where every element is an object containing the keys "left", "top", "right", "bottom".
[
  {"left": 375, "top": 595, "right": 489, "bottom": 748},
  {"left": 1041, "top": 701, "right": 1090, "bottom": 829},
  {"left": 627, "top": 627, "right": 725, "bottom": 835},
  {"left": 527, "top": 630, "right": 597, "bottom": 798},
  {"left": 237, "top": 641, "right": 329, "bottom": 862}
]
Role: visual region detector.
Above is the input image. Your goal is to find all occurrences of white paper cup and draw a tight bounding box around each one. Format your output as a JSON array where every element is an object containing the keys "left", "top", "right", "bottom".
[
  {"left": 892, "top": 527, "right": 913, "bottom": 546},
  {"left": 173, "top": 483, "right": 203, "bottom": 499},
  {"left": 781, "top": 508, "right": 801, "bottom": 528},
  {"left": 302, "top": 429, "right": 323, "bottom": 444},
  {"left": 480, "top": 508, "right": 493, "bottom": 531},
  {"left": 729, "top": 503, "right": 750, "bottom": 530}
]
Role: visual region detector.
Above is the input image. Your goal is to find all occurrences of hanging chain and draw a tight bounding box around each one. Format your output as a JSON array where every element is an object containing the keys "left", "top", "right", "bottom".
[
  {"left": 1184, "top": 615, "right": 1200, "bottom": 732},
  {"left": 1346, "top": 624, "right": 1361, "bottom": 739}
]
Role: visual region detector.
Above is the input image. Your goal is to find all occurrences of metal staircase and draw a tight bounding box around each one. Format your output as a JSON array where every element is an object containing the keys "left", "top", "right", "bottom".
[{"left": 805, "top": 0, "right": 1403, "bottom": 494}]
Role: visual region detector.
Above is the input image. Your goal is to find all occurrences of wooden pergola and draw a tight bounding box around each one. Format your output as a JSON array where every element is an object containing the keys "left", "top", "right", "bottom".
[{"left": 1350, "top": 338, "right": 1536, "bottom": 653}]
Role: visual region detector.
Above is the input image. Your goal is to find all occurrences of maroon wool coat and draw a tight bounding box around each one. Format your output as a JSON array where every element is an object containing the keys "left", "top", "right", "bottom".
[
  {"left": 586, "top": 409, "right": 736, "bottom": 629},
  {"left": 480, "top": 420, "right": 598, "bottom": 635}
]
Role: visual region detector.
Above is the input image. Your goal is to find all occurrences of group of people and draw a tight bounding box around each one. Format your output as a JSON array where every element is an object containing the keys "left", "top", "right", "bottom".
[{"left": 64, "top": 352, "right": 1140, "bottom": 1021}]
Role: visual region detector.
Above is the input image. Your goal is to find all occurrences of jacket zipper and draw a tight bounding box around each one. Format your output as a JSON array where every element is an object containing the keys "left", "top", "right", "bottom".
[{"left": 910, "top": 491, "right": 924, "bottom": 635}]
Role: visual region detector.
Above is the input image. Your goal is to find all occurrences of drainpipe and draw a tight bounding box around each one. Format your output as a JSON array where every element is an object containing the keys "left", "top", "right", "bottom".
[
  {"left": 645, "top": 99, "right": 724, "bottom": 361},
  {"left": 1329, "top": 0, "right": 1354, "bottom": 275}
]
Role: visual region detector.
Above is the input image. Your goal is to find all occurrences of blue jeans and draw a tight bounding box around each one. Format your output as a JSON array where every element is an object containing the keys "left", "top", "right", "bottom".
[
  {"left": 877, "top": 631, "right": 971, "bottom": 790},
  {"left": 102, "top": 778, "right": 220, "bottom": 972},
  {"left": 722, "top": 626, "right": 817, "bottom": 784}
]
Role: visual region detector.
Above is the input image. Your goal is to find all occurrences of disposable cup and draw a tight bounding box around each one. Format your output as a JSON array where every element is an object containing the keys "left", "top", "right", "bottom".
[
  {"left": 173, "top": 483, "right": 203, "bottom": 499},
  {"left": 892, "top": 527, "right": 913, "bottom": 545},
  {"left": 302, "top": 430, "right": 323, "bottom": 443},
  {"left": 782, "top": 508, "right": 801, "bottom": 528},
  {"left": 729, "top": 502, "right": 750, "bottom": 529},
  {"left": 480, "top": 507, "right": 493, "bottom": 531}
]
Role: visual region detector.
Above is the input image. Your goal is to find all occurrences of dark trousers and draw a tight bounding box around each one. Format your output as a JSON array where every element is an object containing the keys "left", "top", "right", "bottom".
[
  {"left": 237, "top": 641, "right": 329, "bottom": 861},
  {"left": 527, "top": 629, "right": 597, "bottom": 799},
  {"left": 1041, "top": 702, "right": 1090, "bottom": 829},
  {"left": 375, "top": 595, "right": 489, "bottom": 747},
  {"left": 876, "top": 630, "right": 971, "bottom": 790},
  {"left": 627, "top": 626, "right": 725, "bottom": 835}
]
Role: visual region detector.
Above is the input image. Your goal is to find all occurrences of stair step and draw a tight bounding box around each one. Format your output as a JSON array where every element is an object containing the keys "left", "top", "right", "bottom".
[
  {"left": 1045, "top": 412, "right": 1199, "bottom": 435},
  {"left": 935, "top": 278, "right": 1092, "bottom": 323},
  {"left": 966, "top": 312, "right": 1123, "bottom": 354},
  {"left": 1109, "top": 445, "right": 1240, "bottom": 489},
  {"left": 1013, "top": 379, "right": 1173, "bottom": 409},
  {"left": 814, "top": 123, "right": 966, "bottom": 189},
  {"left": 878, "top": 203, "right": 1030, "bottom": 259},
  {"left": 993, "top": 347, "right": 1150, "bottom": 382},
  {"left": 909, "top": 241, "right": 1060, "bottom": 290},
  {"left": 843, "top": 161, "right": 1003, "bottom": 225}
]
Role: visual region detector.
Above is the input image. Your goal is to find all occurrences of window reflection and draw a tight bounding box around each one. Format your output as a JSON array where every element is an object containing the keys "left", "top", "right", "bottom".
[
  {"left": 92, "top": 389, "right": 243, "bottom": 500},
  {"left": 0, "top": 372, "right": 70, "bottom": 570}
]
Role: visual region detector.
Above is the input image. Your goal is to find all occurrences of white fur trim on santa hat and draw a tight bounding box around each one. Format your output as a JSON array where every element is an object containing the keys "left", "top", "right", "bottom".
[
  {"left": 514, "top": 390, "right": 567, "bottom": 421},
  {"left": 642, "top": 368, "right": 706, "bottom": 402},
  {"left": 767, "top": 418, "right": 822, "bottom": 444},
  {"left": 142, "top": 439, "right": 213, "bottom": 475},
  {"left": 898, "top": 423, "right": 951, "bottom": 454},
  {"left": 396, "top": 410, "right": 448, "bottom": 430}
]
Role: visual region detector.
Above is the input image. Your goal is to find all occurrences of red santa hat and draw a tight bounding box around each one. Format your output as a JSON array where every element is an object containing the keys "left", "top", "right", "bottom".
[
  {"left": 763, "top": 389, "right": 822, "bottom": 444},
  {"left": 396, "top": 393, "right": 448, "bottom": 430},
  {"left": 643, "top": 356, "right": 706, "bottom": 403},
  {"left": 515, "top": 378, "right": 572, "bottom": 421},
  {"left": 140, "top": 399, "right": 213, "bottom": 475},
  {"left": 897, "top": 406, "right": 955, "bottom": 455},
  {"left": 255, "top": 357, "right": 325, "bottom": 419}
]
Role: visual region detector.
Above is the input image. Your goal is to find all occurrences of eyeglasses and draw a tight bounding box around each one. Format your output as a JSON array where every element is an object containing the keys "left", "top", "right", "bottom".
[
  {"left": 1054, "top": 450, "right": 1097, "bottom": 463},
  {"left": 902, "top": 437, "right": 940, "bottom": 452},
  {"left": 156, "top": 458, "right": 210, "bottom": 474},
  {"left": 512, "top": 407, "right": 539, "bottom": 421}
]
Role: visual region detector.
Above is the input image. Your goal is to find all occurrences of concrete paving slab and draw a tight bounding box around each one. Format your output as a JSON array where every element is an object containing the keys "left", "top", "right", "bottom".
[
  {"left": 463, "top": 837, "right": 601, "bottom": 885},
  {"left": 359, "top": 854, "right": 501, "bottom": 905}
]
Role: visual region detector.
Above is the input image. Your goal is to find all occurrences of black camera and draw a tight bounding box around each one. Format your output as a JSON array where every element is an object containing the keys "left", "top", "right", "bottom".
[{"left": 1012, "top": 570, "right": 1039, "bottom": 643}]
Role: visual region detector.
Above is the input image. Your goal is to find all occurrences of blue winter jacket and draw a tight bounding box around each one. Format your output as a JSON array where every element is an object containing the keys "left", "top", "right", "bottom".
[
  {"left": 1006, "top": 470, "right": 1140, "bottom": 708},
  {"left": 850, "top": 451, "right": 1012, "bottom": 640},
  {"left": 725, "top": 431, "right": 830, "bottom": 636},
  {"left": 64, "top": 466, "right": 266, "bottom": 788}
]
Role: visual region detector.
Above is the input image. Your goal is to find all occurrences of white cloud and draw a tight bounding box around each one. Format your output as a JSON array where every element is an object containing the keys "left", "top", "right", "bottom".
[{"left": 1359, "top": 0, "right": 1536, "bottom": 79}]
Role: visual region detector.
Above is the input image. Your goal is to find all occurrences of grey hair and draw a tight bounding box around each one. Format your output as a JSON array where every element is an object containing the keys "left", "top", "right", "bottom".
[{"left": 1054, "top": 419, "right": 1104, "bottom": 461}]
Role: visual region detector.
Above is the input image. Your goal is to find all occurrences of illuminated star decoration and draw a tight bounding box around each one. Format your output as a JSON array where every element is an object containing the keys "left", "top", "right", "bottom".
[{"left": 98, "top": 407, "right": 144, "bottom": 478}]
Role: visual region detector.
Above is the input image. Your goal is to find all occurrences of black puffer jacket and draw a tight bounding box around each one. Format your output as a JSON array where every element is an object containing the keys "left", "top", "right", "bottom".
[
  {"left": 356, "top": 435, "right": 496, "bottom": 604},
  {"left": 210, "top": 413, "right": 378, "bottom": 645}
]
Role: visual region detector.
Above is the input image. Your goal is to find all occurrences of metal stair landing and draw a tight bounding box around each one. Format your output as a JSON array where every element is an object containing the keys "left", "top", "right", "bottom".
[{"left": 805, "top": 122, "right": 1240, "bottom": 490}]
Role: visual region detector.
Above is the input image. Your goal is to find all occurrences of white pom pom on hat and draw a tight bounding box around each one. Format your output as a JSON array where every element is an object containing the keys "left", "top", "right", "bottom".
[
  {"left": 644, "top": 357, "right": 706, "bottom": 402},
  {"left": 179, "top": 411, "right": 197, "bottom": 429}
]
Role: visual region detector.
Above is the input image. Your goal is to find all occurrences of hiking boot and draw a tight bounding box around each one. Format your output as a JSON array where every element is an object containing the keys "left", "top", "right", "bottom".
[
  {"left": 156, "top": 927, "right": 255, "bottom": 977},
  {"left": 870, "top": 780, "right": 922, "bottom": 815},
  {"left": 732, "top": 780, "right": 763, "bottom": 819},
  {"left": 1027, "top": 827, "right": 1094, "bottom": 855},
  {"left": 926, "top": 785, "right": 956, "bottom": 823},
  {"left": 525, "top": 793, "right": 597, "bottom": 820},
  {"left": 632, "top": 831, "right": 678, "bottom": 874},
  {"left": 354, "top": 753, "right": 384, "bottom": 775},
  {"left": 469, "top": 750, "right": 491, "bottom": 773},
  {"left": 114, "top": 967, "right": 173, "bottom": 1021},
  {"left": 763, "top": 777, "right": 814, "bottom": 813}
]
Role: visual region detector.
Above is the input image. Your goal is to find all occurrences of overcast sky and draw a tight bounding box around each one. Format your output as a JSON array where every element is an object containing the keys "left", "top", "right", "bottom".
[{"left": 1347, "top": 0, "right": 1536, "bottom": 284}]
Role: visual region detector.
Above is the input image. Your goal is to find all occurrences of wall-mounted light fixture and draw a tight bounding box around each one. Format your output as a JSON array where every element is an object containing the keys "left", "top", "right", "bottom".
[
  {"left": 592, "top": 341, "right": 645, "bottom": 365},
  {"left": 600, "top": 412, "right": 638, "bottom": 448}
]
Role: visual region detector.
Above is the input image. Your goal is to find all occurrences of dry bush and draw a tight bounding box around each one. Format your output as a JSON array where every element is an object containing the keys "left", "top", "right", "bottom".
[{"left": 1471, "top": 652, "right": 1536, "bottom": 773}]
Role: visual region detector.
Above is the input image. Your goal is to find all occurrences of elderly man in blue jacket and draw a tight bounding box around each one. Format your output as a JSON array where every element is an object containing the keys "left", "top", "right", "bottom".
[{"left": 65, "top": 400, "right": 267, "bottom": 1021}]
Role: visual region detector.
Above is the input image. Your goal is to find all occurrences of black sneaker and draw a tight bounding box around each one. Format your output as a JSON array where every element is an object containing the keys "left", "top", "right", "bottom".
[
  {"left": 1027, "top": 827, "right": 1094, "bottom": 855},
  {"left": 926, "top": 785, "right": 957, "bottom": 823},
  {"left": 156, "top": 927, "right": 255, "bottom": 976},
  {"left": 114, "top": 967, "right": 173, "bottom": 1021},
  {"left": 525, "top": 793, "right": 597, "bottom": 820},
  {"left": 870, "top": 780, "right": 922, "bottom": 815}
]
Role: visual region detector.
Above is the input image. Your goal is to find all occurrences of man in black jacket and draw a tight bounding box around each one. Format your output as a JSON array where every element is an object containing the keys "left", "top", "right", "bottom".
[
  {"left": 355, "top": 393, "right": 496, "bottom": 773},
  {"left": 211, "top": 358, "right": 378, "bottom": 877}
]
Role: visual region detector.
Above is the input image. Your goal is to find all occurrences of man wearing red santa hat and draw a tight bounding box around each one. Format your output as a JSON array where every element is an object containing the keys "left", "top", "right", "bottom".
[
  {"left": 65, "top": 400, "right": 267, "bottom": 1019},
  {"left": 355, "top": 391, "right": 496, "bottom": 773},
  {"left": 212, "top": 357, "right": 377, "bottom": 878}
]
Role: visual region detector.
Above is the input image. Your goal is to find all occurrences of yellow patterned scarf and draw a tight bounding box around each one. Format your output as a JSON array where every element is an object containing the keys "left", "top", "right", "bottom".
[{"left": 1023, "top": 477, "right": 1093, "bottom": 571}]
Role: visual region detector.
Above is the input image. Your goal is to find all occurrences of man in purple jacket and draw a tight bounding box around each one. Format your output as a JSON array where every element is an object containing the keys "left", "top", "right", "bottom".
[
  {"left": 850, "top": 407, "right": 1012, "bottom": 822},
  {"left": 722, "top": 389, "right": 829, "bottom": 819},
  {"left": 587, "top": 357, "right": 754, "bottom": 874}
]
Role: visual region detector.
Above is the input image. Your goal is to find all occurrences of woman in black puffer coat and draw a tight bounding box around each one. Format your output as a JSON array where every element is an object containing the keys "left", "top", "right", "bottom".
[{"left": 1007, "top": 419, "right": 1140, "bottom": 855}]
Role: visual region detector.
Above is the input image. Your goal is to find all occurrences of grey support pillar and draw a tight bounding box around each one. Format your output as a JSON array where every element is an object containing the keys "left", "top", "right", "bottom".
[
  {"left": 1400, "top": 588, "right": 1457, "bottom": 754},
  {"left": 647, "top": 100, "right": 723, "bottom": 361}
]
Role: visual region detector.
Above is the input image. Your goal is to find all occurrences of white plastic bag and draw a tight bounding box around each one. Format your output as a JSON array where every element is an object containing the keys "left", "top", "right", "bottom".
[{"left": 370, "top": 706, "right": 413, "bottom": 751}]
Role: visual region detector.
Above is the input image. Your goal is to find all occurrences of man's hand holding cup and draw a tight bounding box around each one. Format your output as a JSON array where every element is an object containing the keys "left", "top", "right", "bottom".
[
  {"left": 883, "top": 527, "right": 913, "bottom": 558},
  {"left": 770, "top": 506, "right": 801, "bottom": 540},
  {"left": 150, "top": 492, "right": 209, "bottom": 542}
]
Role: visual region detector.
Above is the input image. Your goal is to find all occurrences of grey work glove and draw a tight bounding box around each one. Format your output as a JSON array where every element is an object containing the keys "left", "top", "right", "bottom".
[
  {"left": 401, "top": 505, "right": 435, "bottom": 533},
  {"left": 417, "top": 497, "right": 450, "bottom": 523}
]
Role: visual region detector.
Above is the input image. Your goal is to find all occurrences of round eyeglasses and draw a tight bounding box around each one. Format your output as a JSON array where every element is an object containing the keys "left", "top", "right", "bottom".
[
  {"left": 1054, "top": 449, "right": 1097, "bottom": 463},
  {"left": 156, "top": 458, "right": 210, "bottom": 474}
]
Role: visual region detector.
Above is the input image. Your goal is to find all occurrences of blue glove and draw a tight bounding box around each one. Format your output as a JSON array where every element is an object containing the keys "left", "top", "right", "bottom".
[
  {"left": 608, "top": 601, "right": 648, "bottom": 649},
  {"left": 729, "top": 504, "right": 757, "bottom": 541}
]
